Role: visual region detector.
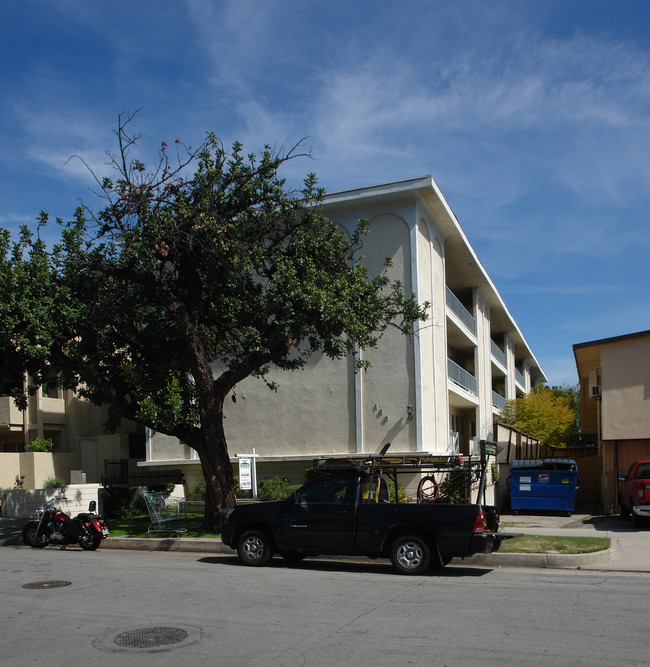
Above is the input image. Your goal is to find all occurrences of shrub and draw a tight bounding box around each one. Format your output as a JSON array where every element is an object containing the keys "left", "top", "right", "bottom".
[
  {"left": 387, "top": 480, "right": 412, "bottom": 503},
  {"left": 304, "top": 467, "right": 326, "bottom": 482},
  {"left": 27, "top": 436, "right": 55, "bottom": 453},
  {"left": 186, "top": 482, "right": 206, "bottom": 501},
  {"left": 258, "top": 476, "right": 300, "bottom": 501},
  {"left": 42, "top": 476, "right": 66, "bottom": 489},
  {"left": 100, "top": 486, "right": 138, "bottom": 519},
  {"left": 439, "top": 469, "right": 468, "bottom": 503}
]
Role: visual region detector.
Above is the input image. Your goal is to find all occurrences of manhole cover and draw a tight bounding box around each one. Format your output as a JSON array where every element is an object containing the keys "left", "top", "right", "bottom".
[
  {"left": 114, "top": 627, "right": 188, "bottom": 649},
  {"left": 22, "top": 580, "right": 71, "bottom": 589}
]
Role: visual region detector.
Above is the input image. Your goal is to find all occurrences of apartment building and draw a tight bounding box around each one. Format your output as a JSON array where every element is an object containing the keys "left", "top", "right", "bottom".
[
  {"left": 0, "top": 374, "right": 144, "bottom": 490},
  {"left": 142, "top": 176, "right": 547, "bottom": 489},
  {"left": 574, "top": 329, "right": 650, "bottom": 511}
]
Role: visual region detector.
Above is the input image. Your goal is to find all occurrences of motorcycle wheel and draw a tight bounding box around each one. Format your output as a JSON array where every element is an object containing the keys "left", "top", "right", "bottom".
[
  {"left": 23, "top": 524, "right": 49, "bottom": 548},
  {"left": 78, "top": 531, "right": 102, "bottom": 551}
]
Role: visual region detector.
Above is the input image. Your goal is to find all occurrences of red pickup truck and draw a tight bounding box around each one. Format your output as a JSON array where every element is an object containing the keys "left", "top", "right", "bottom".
[{"left": 619, "top": 460, "right": 650, "bottom": 527}]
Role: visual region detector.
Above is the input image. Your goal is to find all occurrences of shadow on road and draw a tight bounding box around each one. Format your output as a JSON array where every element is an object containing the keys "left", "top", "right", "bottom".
[{"left": 196, "top": 554, "right": 493, "bottom": 577}]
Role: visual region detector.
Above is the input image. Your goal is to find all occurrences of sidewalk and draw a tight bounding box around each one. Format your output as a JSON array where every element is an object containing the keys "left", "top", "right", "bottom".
[
  {"left": 476, "top": 511, "right": 649, "bottom": 572},
  {"left": 2, "top": 512, "right": 647, "bottom": 572}
]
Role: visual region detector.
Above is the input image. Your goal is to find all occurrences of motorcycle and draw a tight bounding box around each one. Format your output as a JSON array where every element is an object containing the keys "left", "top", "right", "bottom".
[{"left": 23, "top": 494, "right": 109, "bottom": 551}]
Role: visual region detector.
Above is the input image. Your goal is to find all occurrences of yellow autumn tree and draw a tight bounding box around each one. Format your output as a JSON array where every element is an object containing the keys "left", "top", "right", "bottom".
[{"left": 500, "top": 385, "right": 579, "bottom": 448}]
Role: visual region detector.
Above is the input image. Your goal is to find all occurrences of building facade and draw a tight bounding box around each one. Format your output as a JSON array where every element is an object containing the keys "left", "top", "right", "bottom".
[
  {"left": 574, "top": 329, "right": 650, "bottom": 511},
  {"left": 142, "top": 176, "right": 547, "bottom": 491},
  {"left": 0, "top": 373, "right": 144, "bottom": 490}
]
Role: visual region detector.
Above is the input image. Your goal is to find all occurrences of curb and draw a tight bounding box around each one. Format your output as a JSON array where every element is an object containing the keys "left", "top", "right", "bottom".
[
  {"left": 102, "top": 536, "right": 616, "bottom": 569},
  {"left": 104, "top": 536, "right": 235, "bottom": 554},
  {"left": 470, "top": 540, "right": 617, "bottom": 569}
]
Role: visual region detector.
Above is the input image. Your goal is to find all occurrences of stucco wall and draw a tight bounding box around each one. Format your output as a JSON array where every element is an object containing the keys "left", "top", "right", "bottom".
[
  {"left": 0, "top": 453, "right": 21, "bottom": 489},
  {"left": 3, "top": 484, "right": 102, "bottom": 518},
  {"left": 225, "top": 350, "right": 356, "bottom": 457},
  {"left": 602, "top": 336, "right": 650, "bottom": 440},
  {"left": 358, "top": 213, "right": 415, "bottom": 453}
]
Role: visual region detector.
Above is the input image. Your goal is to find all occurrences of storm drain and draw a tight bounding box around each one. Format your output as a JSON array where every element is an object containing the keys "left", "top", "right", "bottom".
[
  {"left": 23, "top": 580, "right": 71, "bottom": 589},
  {"left": 114, "top": 627, "right": 188, "bottom": 649},
  {"left": 93, "top": 624, "right": 201, "bottom": 653}
]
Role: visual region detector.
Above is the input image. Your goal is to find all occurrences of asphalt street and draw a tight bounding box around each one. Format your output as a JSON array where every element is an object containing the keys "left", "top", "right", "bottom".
[{"left": 1, "top": 541, "right": 648, "bottom": 666}]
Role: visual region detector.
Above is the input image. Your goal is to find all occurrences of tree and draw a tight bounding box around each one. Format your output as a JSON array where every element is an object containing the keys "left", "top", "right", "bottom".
[
  {"left": 500, "top": 384, "right": 580, "bottom": 448},
  {"left": 0, "top": 114, "right": 427, "bottom": 530}
]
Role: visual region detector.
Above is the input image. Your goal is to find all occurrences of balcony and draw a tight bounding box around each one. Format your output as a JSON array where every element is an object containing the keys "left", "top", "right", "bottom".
[
  {"left": 447, "top": 358, "right": 477, "bottom": 395},
  {"left": 446, "top": 287, "right": 476, "bottom": 336},
  {"left": 492, "top": 391, "right": 507, "bottom": 411},
  {"left": 515, "top": 368, "right": 525, "bottom": 389},
  {"left": 491, "top": 339, "right": 506, "bottom": 368},
  {"left": 0, "top": 396, "right": 24, "bottom": 429}
]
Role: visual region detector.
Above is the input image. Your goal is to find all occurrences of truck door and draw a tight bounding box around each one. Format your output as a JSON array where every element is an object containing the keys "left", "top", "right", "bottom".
[{"left": 281, "top": 475, "right": 355, "bottom": 553}]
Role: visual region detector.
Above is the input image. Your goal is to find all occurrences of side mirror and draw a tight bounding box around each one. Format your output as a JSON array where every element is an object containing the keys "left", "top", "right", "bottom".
[{"left": 89, "top": 500, "right": 97, "bottom": 512}]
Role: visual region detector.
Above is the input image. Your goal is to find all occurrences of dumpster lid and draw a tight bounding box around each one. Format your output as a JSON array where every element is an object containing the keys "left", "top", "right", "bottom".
[{"left": 511, "top": 458, "right": 578, "bottom": 471}]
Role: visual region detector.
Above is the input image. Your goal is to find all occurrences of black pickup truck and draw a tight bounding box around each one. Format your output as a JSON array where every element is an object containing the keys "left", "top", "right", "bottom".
[{"left": 222, "top": 463, "right": 513, "bottom": 574}]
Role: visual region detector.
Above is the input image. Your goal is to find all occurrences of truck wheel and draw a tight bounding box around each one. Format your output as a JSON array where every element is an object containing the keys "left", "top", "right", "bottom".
[
  {"left": 237, "top": 530, "right": 273, "bottom": 566},
  {"left": 390, "top": 535, "right": 431, "bottom": 575}
]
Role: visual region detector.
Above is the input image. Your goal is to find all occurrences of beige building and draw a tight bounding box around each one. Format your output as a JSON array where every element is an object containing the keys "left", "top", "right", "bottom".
[
  {"left": 574, "top": 329, "right": 650, "bottom": 511},
  {"left": 143, "top": 176, "right": 547, "bottom": 490},
  {"left": 0, "top": 373, "right": 144, "bottom": 490}
]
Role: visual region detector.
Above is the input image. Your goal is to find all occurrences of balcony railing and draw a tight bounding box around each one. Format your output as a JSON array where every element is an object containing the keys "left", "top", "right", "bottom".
[
  {"left": 492, "top": 391, "right": 507, "bottom": 411},
  {"left": 446, "top": 287, "right": 476, "bottom": 336},
  {"left": 515, "top": 368, "right": 525, "bottom": 388},
  {"left": 447, "top": 358, "right": 477, "bottom": 395},
  {"left": 491, "top": 340, "right": 506, "bottom": 367}
]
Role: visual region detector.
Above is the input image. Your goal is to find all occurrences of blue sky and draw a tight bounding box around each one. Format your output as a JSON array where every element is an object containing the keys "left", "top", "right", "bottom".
[{"left": 2, "top": 0, "right": 650, "bottom": 387}]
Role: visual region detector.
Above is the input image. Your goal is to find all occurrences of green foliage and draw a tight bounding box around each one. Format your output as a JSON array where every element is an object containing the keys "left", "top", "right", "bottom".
[
  {"left": 304, "top": 467, "right": 327, "bottom": 482},
  {"left": 440, "top": 469, "right": 468, "bottom": 503},
  {"left": 491, "top": 462, "right": 500, "bottom": 484},
  {"left": 387, "top": 480, "right": 412, "bottom": 503},
  {"left": 258, "top": 476, "right": 301, "bottom": 501},
  {"left": 100, "top": 486, "right": 147, "bottom": 519},
  {"left": 500, "top": 384, "right": 580, "bottom": 448},
  {"left": 147, "top": 483, "right": 175, "bottom": 497},
  {"left": 42, "top": 476, "right": 66, "bottom": 489},
  {"left": 186, "top": 482, "right": 206, "bottom": 501},
  {"left": 27, "top": 436, "right": 55, "bottom": 452}
]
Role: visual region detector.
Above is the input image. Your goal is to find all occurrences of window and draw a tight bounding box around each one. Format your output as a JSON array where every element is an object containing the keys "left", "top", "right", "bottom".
[
  {"left": 361, "top": 475, "right": 389, "bottom": 503},
  {"left": 295, "top": 477, "right": 350, "bottom": 504}
]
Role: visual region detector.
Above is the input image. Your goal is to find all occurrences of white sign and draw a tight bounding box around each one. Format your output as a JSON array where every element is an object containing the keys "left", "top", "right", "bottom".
[
  {"left": 239, "top": 458, "right": 252, "bottom": 490},
  {"left": 519, "top": 484, "right": 531, "bottom": 492}
]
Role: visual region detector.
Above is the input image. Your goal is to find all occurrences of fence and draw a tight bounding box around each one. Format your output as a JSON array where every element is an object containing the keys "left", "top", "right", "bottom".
[{"left": 101, "top": 459, "right": 184, "bottom": 487}]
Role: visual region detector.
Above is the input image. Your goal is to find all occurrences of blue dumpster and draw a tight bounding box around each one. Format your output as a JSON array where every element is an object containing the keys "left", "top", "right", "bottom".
[{"left": 510, "top": 459, "right": 580, "bottom": 515}]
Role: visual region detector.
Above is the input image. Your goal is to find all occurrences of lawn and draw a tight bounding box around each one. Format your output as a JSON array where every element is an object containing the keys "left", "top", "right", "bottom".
[
  {"left": 107, "top": 513, "right": 220, "bottom": 539},
  {"left": 498, "top": 535, "right": 610, "bottom": 554}
]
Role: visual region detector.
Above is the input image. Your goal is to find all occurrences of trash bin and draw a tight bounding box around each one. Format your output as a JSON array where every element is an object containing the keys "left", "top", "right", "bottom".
[{"left": 510, "top": 459, "right": 580, "bottom": 515}]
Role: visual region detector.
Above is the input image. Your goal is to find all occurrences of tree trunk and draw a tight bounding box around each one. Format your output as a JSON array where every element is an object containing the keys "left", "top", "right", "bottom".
[{"left": 191, "top": 399, "right": 237, "bottom": 532}]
